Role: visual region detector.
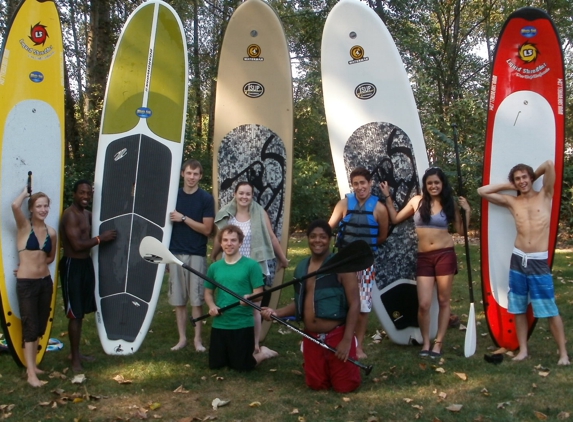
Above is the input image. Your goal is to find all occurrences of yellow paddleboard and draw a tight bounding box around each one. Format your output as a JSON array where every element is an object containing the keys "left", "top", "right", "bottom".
[{"left": 0, "top": 0, "right": 65, "bottom": 367}]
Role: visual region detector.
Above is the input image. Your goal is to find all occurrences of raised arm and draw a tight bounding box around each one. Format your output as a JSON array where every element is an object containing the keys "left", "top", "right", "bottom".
[
  {"left": 535, "top": 160, "right": 555, "bottom": 198},
  {"left": 477, "top": 182, "right": 515, "bottom": 207},
  {"left": 374, "top": 202, "right": 389, "bottom": 245},
  {"left": 11, "top": 187, "right": 30, "bottom": 229},
  {"left": 380, "top": 182, "right": 417, "bottom": 224}
]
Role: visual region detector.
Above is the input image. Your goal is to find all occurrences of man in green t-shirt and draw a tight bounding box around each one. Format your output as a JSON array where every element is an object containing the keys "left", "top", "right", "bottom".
[{"left": 204, "top": 225, "right": 278, "bottom": 371}]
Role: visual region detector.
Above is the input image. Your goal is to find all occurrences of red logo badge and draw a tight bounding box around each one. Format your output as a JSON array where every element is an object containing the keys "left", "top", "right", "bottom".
[{"left": 29, "top": 22, "right": 49, "bottom": 46}]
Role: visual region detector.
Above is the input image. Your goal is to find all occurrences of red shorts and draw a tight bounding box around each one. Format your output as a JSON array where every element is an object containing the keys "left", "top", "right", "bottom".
[
  {"left": 416, "top": 247, "right": 458, "bottom": 277},
  {"left": 303, "top": 325, "right": 361, "bottom": 393}
]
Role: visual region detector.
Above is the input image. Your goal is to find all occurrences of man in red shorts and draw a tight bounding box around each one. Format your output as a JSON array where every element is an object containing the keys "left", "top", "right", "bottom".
[{"left": 262, "top": 220, "right": 361, "bottom": 392}]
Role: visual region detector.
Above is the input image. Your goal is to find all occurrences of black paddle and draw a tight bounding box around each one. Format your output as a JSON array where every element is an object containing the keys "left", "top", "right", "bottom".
[
  {"left": 191, "top": 239, "right": 374, "bottom": 323},
  {"left": 139, "top": 236, "right": 373, "bottom": 375},
  {"left": 452, "top": 123, "right": 476, "bottom": 357},
  {"left": 27, "top": 171, "right": 32, "bottom": 195}
]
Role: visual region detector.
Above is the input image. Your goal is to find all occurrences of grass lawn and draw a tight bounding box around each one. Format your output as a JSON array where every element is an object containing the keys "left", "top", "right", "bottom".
[{"left": 1, "top": 238, "right": 572, "bottom": 421}]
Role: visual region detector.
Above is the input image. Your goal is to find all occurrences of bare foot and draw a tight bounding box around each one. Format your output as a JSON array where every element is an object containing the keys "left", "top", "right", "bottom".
[
  {"left": 258, "top": 346, "right": 279, "bottom": 359},
  {"left": 557, "top": 355, "right": 570, "bottom": 365},
  {"left": 34, "top": 367, "right": 45, "bottom": 375},
  {"left": 171, "top": 341, "right": 187, "bottom": 351},
  {"left": 27, "top": 373, "right": 46, "bottom": 387},
  {"left": 356, "top": 347, "right": 367, "bottom": 360},
  {"left": 194, "top": 340, "right": 206, "bottom": 352},
  {"left": 254, "top": 344, "right": 260, "bottom": 354},
  {"left": 512, "top": 351, "right": 528, "bottom": 361},
  {"left": 71, "top": 362, "right": 84, "bottom": 373}
]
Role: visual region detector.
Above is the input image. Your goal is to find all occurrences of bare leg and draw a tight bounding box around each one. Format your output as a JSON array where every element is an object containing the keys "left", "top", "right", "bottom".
[
  {"left": 24, "top": 340, "right": 44, "bottom": 387},
  {"left": 431, "top": 275, "right": 454, "bottom": 354},
  {"left": 548, "top": 315, "right": 569, "bottom": 365},
  {"left": 417, "top": 276, "right": 435, "bottom": 352},
  {"left": 68, "top": 318, "right": 85, "bottom": 372},
  {"left": 171, "top": 305, "right": 188, "bottom": 351},
  {"left": 355, "top": 312, "right": 368, "bottom": 359},
  {"left": 190, "top": 305, "right": 205, "bottom": 352},
  {"left": 253, "top": 309, "right": 261, "bottom": 353},
  {"left": 254, "top": 345, "right": 278, "bottom": 365},
  {"left": 512, "top": 313, "right": 529, "bottom": 361}
]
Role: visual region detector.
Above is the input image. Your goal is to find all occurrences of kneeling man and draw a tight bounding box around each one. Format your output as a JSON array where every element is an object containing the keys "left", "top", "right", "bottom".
[
  {"left": 262, "top": 220, "right": 361, "bottom": 392},
  {"left": 204, "top": 225, "right": 277, "bottom": 371}
]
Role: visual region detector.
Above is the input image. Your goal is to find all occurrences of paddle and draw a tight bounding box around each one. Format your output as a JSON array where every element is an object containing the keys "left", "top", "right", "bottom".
[
  {"left": 27, "top": 171, "right": 32, "bottom": 195},
  {"left": 452, "top": 123, "right": 477, "bottom": 358},
  {"left": 190, "top": 239, "right": 374, "bottom": 324},
  {"left": 139, "top": 236, "right": 373, "bottom": 375}
]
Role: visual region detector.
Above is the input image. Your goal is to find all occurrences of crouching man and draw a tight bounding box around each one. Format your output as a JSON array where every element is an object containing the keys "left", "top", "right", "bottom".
[
  {"left": 262, "top": 220, "right": 361, "bottom": 392},
  {"left": 204, "top": 225, "right": 277, "bottom": 371}
]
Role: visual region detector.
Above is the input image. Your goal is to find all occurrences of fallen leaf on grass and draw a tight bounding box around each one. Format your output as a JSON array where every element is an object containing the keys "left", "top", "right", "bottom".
[
  {"left": 112, "top": 375, "right": 132, "bottom": 384},
  {"left": 481, "top": 388, "right": 490, "bottom": 396},
  {"left": 88, "top": 405, "right": 97, "bottom": 411},
  {"left": 342, "top": 397, "right": 351, "bottom": 402},
  {"left": 438, "top": 392, "right": 447, "bottom": 399},
  {"left": 49, "top": 371, "right": 66, "bottom": 380},
  {"left": 291, "top": 370, "right": 303, "bottom": 376},
  {"left": 290, "top": 408, "right": 299, "bottom": 414},
  {"left": 454, "top": 372, "right": 467, "bottom": 381},
  {"left": 459, "top": 324, "right": 467, "bottom": 331},
  {"left": 534, "top": 364, "right": 549, "bottom": 371},
  {"left": 71, "top": 374, "right": 86, "bottom": 384},
  {"left": 419, "top": 363, "right": 427, "bottom": 370},
  {"left": 403, "top": 398, "right": 414, "bottom": 403},
  {"left": 538, "top": 371, "right": 550, "bottom": 377},
  {"left": 249, "top": 401, "right": 261, "bottom": 408},
  {"left": 215, "top": 377, "right": 224, "bottom": 381},
  {"left": 211, "top": 398, "right": 230, "bottom": 410},
  {"left": 446, "top": 404, "right": 463, "bottom": 412},
  {"left": 534, "top": 411, "right": 548, "bottom": 420},
  {"left": 557, "top": 411, "right": 571, "bottom": 420},
  {"left": 412, "top": 404, "right": 423, "bottom": 410},
  {"left": 497, "top": 401, "right": 510, "bottom": 409},
  {"left": 269, "top": 369, "right": 277, "bottom": 372},
  {"left": 173, "top": 385, "right": 189, "bottom": 393},
  {"left": 371, "top": 330, "right": 383, "bottom": 341},
  {"left": 149, "top": 403, "right": 161, "bottom": 411},
  {"left": 367, "top": 417, "right": 379, "bottom": 422},
  {"left": 435, "top": 367, "right": 446, "bottom": 373},
  {"left": 73, "top": 398, "right": 84, "bottom": 404}
]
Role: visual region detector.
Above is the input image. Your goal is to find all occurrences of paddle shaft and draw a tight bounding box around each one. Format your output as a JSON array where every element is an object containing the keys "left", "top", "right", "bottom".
[
  {"left": 181, "top": 262, "right": 373, "bottom": 375},
  {"left": 452, "top": 124, "right": 474, "bottom": 302}
]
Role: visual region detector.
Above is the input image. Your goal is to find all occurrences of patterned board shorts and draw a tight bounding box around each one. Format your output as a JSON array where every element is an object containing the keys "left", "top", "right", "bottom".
[{"left": 357, "top": 264, "right": 375, "bottom": 313}]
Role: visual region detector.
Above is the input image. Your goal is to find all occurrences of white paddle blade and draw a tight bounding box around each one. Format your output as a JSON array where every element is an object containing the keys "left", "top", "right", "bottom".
[
  {"left": 139, "top": 236, "right": 181, "bottom": 266},
  {"left": 464, "top": 303, "right": 477, "bottom": 357}
]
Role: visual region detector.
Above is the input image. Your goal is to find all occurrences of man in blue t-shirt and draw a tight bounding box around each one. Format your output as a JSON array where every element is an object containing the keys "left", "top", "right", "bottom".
[{"left": 168, "top": 159, "right": 215, "bottom": 352}]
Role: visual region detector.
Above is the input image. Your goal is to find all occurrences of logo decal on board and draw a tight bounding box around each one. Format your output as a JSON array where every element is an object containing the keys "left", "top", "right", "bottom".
[
  {"left": 354, "top": 82, "right": 376, "bottom": 100},
  {"left": 136, "top": 107, "right": 152, "bottom": 118},
  {"left": 348, "top": 45, "right": 369, "bottom": 65},
  {"left": 114, "top": 148, "right": 128, "bottom": 161},
  {"left": 518, "top": 42, "right": 538, "bottom": 63},
  {"left": 243, "top": 81, "right": 264, "bottom": 98},
  {"left": 392, "top": 311, "right": 402, "bottom": 321},
  {"left": 244, "top": 44, "right": 264, "bottom": 61},
  {"left": 520, "top": 26, "right": 538, "bottom": 38},
  {"left": 29, "top": 22, "right": 48, "bottom": 46},
  {"left": 29, "top": 71, "right": 44, "bottom": 83}
]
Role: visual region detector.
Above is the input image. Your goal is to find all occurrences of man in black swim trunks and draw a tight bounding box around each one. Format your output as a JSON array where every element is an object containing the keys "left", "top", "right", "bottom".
[{"left": 59, "top": 180, "right": 116, "bottom": 372}]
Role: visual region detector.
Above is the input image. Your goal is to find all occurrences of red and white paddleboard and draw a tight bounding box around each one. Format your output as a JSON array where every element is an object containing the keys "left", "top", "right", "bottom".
[{"left": 481, "top": 7, "right": 564, "bottom": 351}]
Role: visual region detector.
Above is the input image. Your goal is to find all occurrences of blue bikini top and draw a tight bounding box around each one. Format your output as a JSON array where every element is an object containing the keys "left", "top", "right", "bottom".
[
  {"left": 18, "top": 225, "right": 52, "bottom": 254},
  {"left": 414, "top": 209, "right": 449, "bottom": 230}
]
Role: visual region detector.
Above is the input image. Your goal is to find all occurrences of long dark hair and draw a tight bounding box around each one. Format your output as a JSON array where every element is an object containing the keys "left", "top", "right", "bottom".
[{"left": 417, "top": 167, "right": 456, "bottom": 224}]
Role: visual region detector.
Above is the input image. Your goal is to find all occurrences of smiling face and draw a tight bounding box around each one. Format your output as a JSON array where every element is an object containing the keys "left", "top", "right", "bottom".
[
  {"left": 182, "top": 165, "right": 202, "bottom": 190},
  {"left": 425, "top": 174, "right": 443, "bottom": 197},
  {"left": 221, "top": 230, "right": 242, "bottom": 259},
  {"left": 351, "top": 175, "right": 372, "bottom": 202},
  {"left": 30, "top": 196, "right": 50, "bottom": 220},
  {"left": 73, "top": 183, "right": 92, "bottom": 210},
  {"left": 512, "top": 170, "right": 533, "bottom": 194},
  {"left": 234, "top": 184, "right": 253, "bottom": 207},
  {"left": 308, "top": 226, "right": 330, "bottom": 257}
]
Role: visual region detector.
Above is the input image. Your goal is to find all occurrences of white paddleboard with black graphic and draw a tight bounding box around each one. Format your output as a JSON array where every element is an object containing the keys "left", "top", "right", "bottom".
[
  {"left": 213, "top": 0, "right": 292, "bottom": 340},
  {"left": 322, "top": 0, "right": 438, "bottom": 345},
  {"left": 92, "top": 1, "right": 187, "bottom": 355}
]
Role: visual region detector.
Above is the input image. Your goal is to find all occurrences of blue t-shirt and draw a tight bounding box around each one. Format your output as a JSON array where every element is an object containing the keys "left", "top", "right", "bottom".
[{"left": 169, "top": 187, "right": 215, "bottom": 255}]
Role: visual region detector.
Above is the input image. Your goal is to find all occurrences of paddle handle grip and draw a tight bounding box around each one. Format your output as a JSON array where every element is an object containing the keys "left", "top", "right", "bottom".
[{"left": 27, "top": 171, "right": 32, "bottom": 195}]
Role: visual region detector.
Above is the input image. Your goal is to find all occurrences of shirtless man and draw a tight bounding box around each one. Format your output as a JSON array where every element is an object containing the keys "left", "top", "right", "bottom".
[
  {"left": 478, "top": 160, "right": 569, "bottom": 365},
  {"left": 262, "top": 220, "right": 361, "bottom": 392},
  {"left": 59, "top": 180, "right": 116, "bottom": 372},
  {"left": 329, "top": 167, "right": 388, "bottom": 359}
]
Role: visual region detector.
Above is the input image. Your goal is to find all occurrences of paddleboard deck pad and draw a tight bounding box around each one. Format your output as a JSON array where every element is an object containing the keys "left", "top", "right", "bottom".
[
  {"left": 322, "top": 0, "right": 437, "bottom": 345},
  {"left": 0, "top": 0, "right": 64, "bottom": 367},
  {"left": 92, "top": 0, "right": 187, "bottom": 355},
  {"left": 481, "top": 7, "right": 564, "bottom": 350},
  {"left": 212, "top": 0, "right": 293, "bottom": 340}
]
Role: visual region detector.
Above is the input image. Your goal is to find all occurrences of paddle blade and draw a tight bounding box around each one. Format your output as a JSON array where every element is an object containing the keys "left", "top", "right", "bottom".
[
  {"left": 464, "top": 303, "right": 477, "bottom": 357},
  {"left": 320, "top": 240, "right": 374, "bottom": 274},
  {"left": 139, "top": 236, "right": 179, "bottom": 265}
]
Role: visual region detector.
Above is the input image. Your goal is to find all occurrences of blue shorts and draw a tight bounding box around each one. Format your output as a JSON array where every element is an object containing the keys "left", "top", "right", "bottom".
[{"left": 508, "top": 249, "right": 559, "bottom": 318}]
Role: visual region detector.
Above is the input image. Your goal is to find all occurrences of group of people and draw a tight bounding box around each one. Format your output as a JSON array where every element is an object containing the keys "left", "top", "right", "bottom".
[{"left": 12, "top": 156, "right": 569, "bottom": 391}]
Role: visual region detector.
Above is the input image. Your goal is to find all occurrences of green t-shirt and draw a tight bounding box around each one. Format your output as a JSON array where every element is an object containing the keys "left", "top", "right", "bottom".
[{"left": 205, "top": 256, "right": 264, "bottom": 330}]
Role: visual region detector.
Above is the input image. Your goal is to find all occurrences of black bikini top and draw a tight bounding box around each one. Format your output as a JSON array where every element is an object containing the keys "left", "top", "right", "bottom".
[{"left": 18, "top": 225, "right": 52, "bottom": 254}]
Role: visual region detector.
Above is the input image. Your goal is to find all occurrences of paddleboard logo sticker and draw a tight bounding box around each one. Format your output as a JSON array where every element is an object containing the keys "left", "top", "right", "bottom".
[
  {"left": 520, "top": 26, "right": 538, "bottom": 38},
  {"left": 354, "top": 83, "right": 377, "bottom": 100},
  {"left": 19, "top": 22, "right": 54, "bottom": 59},
  {"left": 348, "top": 45, "right": 369, "bottom": 65},
  {"left": 518, "top": 42, "right": 538, "bottom": 63},
  {"left": 243, "top": 81, "right": 265, "bottom": 98},
  {"left": 29, "top": 71, "right": 44, "bottom": 83},
  {"left": 244, "top": 44, "right": 264, "bottom": 61},
  {"left": 114, "top": 148, "right": 128, "bottom": 162},
  {"left": 29, "top": 22, "right": 48, "bottom": 46},
  {"left": 136, "top": 107, "right": 152, "bottom": 118}
]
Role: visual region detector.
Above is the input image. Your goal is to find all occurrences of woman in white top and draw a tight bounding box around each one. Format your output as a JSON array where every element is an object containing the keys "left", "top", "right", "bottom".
[{"left": 212, "top": 182, "right": 288, "bottom": 352}]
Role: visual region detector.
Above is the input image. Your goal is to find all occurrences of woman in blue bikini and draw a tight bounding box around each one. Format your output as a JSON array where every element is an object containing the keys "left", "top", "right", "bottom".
[
  {"left": 381, "top": 167, "right": 470, "bottom": 357},
  {"left": 12, "top": 187, "right": 57, "bottom": 387}
]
